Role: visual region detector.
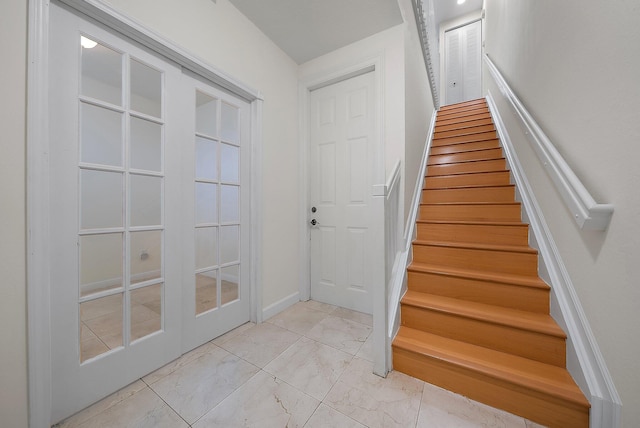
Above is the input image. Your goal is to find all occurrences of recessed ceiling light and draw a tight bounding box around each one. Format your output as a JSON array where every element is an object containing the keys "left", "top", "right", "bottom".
[
  {"left": 457, "top": 0, "right": 466, "bottom": 4},
  {"left": 80, "top": 36, "right": 97, "bottom": 49}
]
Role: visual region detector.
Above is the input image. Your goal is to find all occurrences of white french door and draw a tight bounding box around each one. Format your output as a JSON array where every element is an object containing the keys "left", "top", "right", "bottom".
[
  {"left": 309, "top": 72, "right": 375, "bottom": 314},
  {"left": 48, "top": 3, "right": 250, "bottom": 423},
  {"left": 444, "top": 20, "right": 482, "bottom": 105},
  {"left": 180, "top": 73, "right": 252, "bottom": 352}
]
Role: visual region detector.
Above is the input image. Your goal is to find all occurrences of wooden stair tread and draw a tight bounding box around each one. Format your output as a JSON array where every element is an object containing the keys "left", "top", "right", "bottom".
[
  {"left": 436, "top": 114, "right": 491, "bottom": 127},
  {"left": 433, "top": 128, "right": 495, "bottom": 140},
  {"left": 432, "top": 133, "right": 499, "bottom": 146},
  {"left": 416, "top": 219, "right": 525, "bottom": 226},
  {"left": 435, "top": 119, "right": 493, "bottom": 131},
  {"left": 427, "top": 159, "right": 507, "bottom": 175},
  {"left": 427, "top": 159, "right": 504, "bottom": 167},
  {"left": 438, "top": 104, "right": 488, "bottom": 114},
  {"left": 425, "top": 169, "right": 510, "bottom": 178},
  {"left": 436, "top": 111, "right": 490, "bottom": 122},
  {"left": 435, "top": 125, "right": 496, "bottom": 139},
  {"left": 420, "top": 201, "right": 520, "bottom": 206},
  {"left": 407, "top": 263, "right": 548, "bottom": 290},
  {"left": 393, "top": 327, "right": 589, "bottom": 408},
  {"left": 430, "top": 146, "right": 501, "bottom": 157},
  {"left": 439, "top": 99, "right": 486, "bottom": 110},
  {"left": 401, "top": 291, "right": 565, "bottom": 337},
  {"left": 423, "top": 183, "right": 514, "bottom": 191},
  {"left": 437, "top": 106, "right": 489, "bottom": 117},
  {"left": 430, "top": 141, "right": 501, "bottom": 156},
  {"left": 427, "top": 157, "right": 505, "bottom": 167},
  {"left": 432, "top": 130, "right": 498, "bottom": 140},
  {"left": 413, "top": 239, "right": 537, "bottom": 255},
  {"left": 431, "top": 138, "right": 500, "bottom": 148},
  {"left": 424, "top": 172, "right": 512, "bottom": 189}
]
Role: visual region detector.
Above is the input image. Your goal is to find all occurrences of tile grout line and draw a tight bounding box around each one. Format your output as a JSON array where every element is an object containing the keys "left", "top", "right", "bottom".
[
  {"left": 145, "top": 384, "right": 192, "bottom": 427},
  {"left": 414, "top": 381, "right": 427, "bottom": 428}
]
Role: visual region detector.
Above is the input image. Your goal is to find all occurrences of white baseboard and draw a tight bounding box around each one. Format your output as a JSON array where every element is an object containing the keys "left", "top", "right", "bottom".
[
  {"left": 261, "top": 291, "right": 300, "bottom": 321},
  {"left": 486, "top": 92, "right": 621, "bottom": 428}
]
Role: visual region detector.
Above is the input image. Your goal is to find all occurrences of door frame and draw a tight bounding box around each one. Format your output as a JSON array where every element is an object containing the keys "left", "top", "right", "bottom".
[
  {"left": 298, "top": 56, "right": 387, "bottom": 375},
  {"left": 26, "top": 1, "right": 263, "bottom": 425},
  {"left": 298, "top": 57, "right": 384, "bottom": 304},
  {"left": 438, "top": 13, "right": 484, "bottom": 105}
]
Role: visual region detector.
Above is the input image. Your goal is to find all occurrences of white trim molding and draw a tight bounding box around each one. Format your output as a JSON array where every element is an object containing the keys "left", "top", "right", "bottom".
[
  {"left": 298, "top": 55, "right": 386, "bottom": 376},
  {"left": 57, "top": 0, "right": 261, "bottom": 102},
  {"left": 486, "top": 92, "right": 622, "bottom": 428},
  {"left": 261, "top": 291, "right": 299, "bottom": 322},
  {"left": 484, "top": 54, "right": 613, "bottom": 231},
  {"left": 412, "top": 0, "right": 440, "bottom": 109},
  {"left": 378, "top": 159, "right": 401, "bottom": 376},
  {"left": 250, "top": 98, "right": 264, "bottom": 323},
  {"left": 297, "top": 55, "right": 385, "bottom": 313},
  {"left": 27, "top": 1, "right": 53, "bottom": 426}
]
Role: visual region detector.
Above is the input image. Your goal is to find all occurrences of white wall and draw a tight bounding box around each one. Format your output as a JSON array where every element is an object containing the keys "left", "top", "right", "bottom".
[
  {"left": 0, "top": 0, "right": 28, "bottom": 425},
  {"left": 484, "top": 1, "right": 640, "bottom": 425},
  {"left": 400, "top": 0, "right": 435, "bottom": 227},
  {"left": 102, "top": 0, "right": 301, "bottom": 309}
]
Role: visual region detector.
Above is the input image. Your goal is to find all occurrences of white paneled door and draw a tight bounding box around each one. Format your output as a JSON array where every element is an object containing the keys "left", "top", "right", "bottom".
[
  {"left": 309, "top": 72, "right": 375, "bottom": 314},
  {"left": 444, "top": 20, "right": 482, "bottom": 105},
  {"left": 48, "top": 4, "right": 250, "bottom": 423}
]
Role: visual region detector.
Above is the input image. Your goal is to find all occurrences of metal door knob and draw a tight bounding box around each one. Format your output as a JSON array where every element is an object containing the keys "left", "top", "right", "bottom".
[{"left": 310, "top": 219, "right": 317, "bottom": 226}]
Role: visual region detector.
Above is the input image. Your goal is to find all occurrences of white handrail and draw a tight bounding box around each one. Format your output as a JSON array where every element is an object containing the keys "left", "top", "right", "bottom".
[{"left": 484, "top": 54, "right": 613, "bottom": 230}]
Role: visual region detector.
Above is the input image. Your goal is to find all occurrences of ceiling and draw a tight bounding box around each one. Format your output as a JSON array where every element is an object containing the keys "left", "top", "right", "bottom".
[
  {"left": 228, "top": 0, "right": 483, "bottom": 64},
  {"left": 229, "top": 0, "right": 403, "bottom": 64},
  {"left": 433, "top": 0, "right": 483, "bottom": 28}
]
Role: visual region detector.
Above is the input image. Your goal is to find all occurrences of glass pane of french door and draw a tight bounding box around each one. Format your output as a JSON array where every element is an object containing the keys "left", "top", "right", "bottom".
[
  {"left": 194, "top": 96, "right": 243, "bottom": 315},
  {"left": 78, "top": 41, "right": 166, "bottom": 360}
]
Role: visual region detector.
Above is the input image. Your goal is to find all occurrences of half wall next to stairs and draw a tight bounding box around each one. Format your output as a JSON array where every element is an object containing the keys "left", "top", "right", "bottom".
[{"left": 392, "top": 98, "right": 590, "bottom": 428}]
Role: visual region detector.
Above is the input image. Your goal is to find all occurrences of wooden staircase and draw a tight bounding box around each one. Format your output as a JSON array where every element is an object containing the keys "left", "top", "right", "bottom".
[{"left": 392, "top": 99, "right": 590, "bottom": 427}]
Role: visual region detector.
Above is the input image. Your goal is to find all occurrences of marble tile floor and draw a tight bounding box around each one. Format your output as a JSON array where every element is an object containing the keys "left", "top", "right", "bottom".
[{"left": 56, "top": 300, "right": 546, "bottom": 428}]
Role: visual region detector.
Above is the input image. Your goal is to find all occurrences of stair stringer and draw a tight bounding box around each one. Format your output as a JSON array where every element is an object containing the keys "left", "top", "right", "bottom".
[{"left": 486, "top": 92, "right": 622, "bottom": 428}]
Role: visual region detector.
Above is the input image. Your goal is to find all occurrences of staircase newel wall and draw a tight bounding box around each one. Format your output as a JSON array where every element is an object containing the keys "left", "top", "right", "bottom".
[{"left": 386, "top": 111, "right": 437, "bottom": 367}]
